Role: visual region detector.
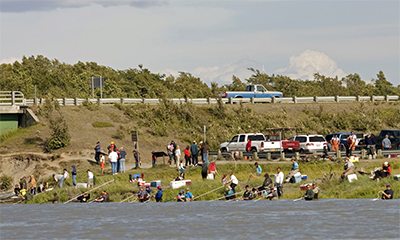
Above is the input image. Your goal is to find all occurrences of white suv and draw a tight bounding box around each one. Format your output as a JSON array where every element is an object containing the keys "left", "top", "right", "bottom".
[{"left": 289, "top": 135, "right": 327, "bottom": 153}]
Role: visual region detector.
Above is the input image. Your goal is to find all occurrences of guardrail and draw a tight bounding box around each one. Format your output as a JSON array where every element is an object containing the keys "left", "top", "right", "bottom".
[
  {"left": 1, "top": 93, "right": 399, "bottom": 106},
  {"left": 0, "top": 91, "right": 25, "bottom": 106},
  {"left": 209, "top": 149, "right": 400, "bottom": 160}
]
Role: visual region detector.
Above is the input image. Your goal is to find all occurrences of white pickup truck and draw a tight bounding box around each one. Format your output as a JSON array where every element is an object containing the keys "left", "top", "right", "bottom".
[{"left": 220, "top": 133, "right": 266, "bottom": 152}]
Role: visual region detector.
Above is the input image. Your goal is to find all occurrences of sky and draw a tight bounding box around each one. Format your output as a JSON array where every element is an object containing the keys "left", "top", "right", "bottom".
[{"left": 1, "top": 0, "right": 399, "bottom": 87}]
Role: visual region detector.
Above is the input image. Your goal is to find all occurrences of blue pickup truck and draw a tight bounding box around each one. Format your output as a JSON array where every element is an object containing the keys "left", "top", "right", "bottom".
[{"left": 221, "top": 85, "right": 283, "bottom": 98}]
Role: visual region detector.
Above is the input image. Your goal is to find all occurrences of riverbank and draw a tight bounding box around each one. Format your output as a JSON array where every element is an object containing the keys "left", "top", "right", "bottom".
[{"left": 12, "top": 158, "right": 399, "bottom": 204}]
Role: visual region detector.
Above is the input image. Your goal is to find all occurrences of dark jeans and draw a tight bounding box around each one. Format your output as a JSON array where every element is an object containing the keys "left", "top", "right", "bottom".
[
  {"left": 192, "top": 153, "right": 198, "bottom": 165},
  {"left": 276, "top": 183, "right": 283, "bottom": 197},
  {"left": 346, "top": 147, "right": 352, "bottom": 157},
  {"left": 185, "top": 155, "right": 191, "bottom": 166},
  {"left": 230, "top": 183, "right": 237, "bottom": 193},
  {"left": 95, "top": 152, "right": 101, "bottom": 163}
]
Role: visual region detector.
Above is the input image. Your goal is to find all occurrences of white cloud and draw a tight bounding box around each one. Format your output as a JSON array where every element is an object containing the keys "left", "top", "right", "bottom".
[
  {"left": 190, "top": 58, "right": 264, "bottom": 85},
  {"left": 275, "top": 50, "right": 346, "bottom": 80},
  {"left": 0, "top": 57, "right": 21, "bottom": 64}
]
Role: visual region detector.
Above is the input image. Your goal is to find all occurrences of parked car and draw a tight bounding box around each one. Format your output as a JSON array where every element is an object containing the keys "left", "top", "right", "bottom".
[
  {"left": 325, "top": 132, "right": 364, "bottom": 151},
  {"left": 289, "top": 135, "right": 327, "bottom": 153},
  {"left": 264, "top": 134, "right": 300, "bottom": 152},
  {"left": 220, "top": 133, "right": 266, "bottom": 153},
  {"left": 375, "top": 129, "right": 400, "bottom": 150},
  {"left": 220, "top": 85, "right": 283, "bottom": 99}
]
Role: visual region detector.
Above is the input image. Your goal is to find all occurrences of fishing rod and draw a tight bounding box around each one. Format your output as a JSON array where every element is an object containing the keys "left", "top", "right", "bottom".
[
  {"left": 120, "top": 194, "right": 137, "bottom": 203},
  {"left": 64, "top": 179, "right": 115, "bottom": 204},
  {"left": 192, "top": 185, "right": 225, "bottom": 201},
  {"left": 371, "top": 191, "right": 381, "bottom": 201}
]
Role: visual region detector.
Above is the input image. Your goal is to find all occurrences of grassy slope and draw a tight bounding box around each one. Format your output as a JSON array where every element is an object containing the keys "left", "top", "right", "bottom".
[{"left": 24, "top": 158, "right": 400, "bottom": 203}]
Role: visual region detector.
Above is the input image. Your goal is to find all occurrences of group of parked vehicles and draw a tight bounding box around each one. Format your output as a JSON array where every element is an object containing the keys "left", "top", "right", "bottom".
[{"left": 220, "top": 129, "right": 400, "bottom": 154}]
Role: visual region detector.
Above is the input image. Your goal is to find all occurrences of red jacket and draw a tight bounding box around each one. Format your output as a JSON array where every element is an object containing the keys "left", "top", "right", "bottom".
[
  {"left": 184, "top": 148, "right": 190, "bottom": 157},
  {"left": 246, "top": 141, "right": 252, "bottom": 151}
]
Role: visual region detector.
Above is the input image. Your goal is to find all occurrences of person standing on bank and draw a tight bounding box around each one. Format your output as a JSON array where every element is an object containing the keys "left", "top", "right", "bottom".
[
  {"left": 382, "top": 135, "right": 391, "bottom": 150},
  {"left": 87, "top": 169, "right": 94, "bottom": 188},
  {"left": 133, "top": 150, "right": 140, "bottom": 169},
  {"left": 94, "top": 141, "right": 101, "bottom": 164},
  {"left": 119, "top": 147, "right": 127, "bottom": 173},
  {"left": 71, "top": 165, "right": 77, "bottom": 187},
  {"left": 59, "top": 169, "right": 69, "bottom": 188},
  {"left": 200, "top": 141, "right": 209, "bottom": 164},
  {"left": 190, "top": 141, "right": 199, "bottom": 166},
  {"left": 175, "top": 145, "right": 182, "bottom": 169},
  {"left": 275, "top": 167, "right": 284, "bottom": 197},
  {"left": 285, "top": 159, "right": 299, "bottom": 183},
  {"left": 108, "top": 149, "right": 118, "bottom": 175},
  {"left": 184, "top": 145, "right": 191, "bottom": 166}
]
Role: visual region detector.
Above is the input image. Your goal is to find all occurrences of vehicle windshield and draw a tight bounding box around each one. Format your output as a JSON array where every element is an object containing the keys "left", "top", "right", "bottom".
[
  {"left": 248, "top": 135, "right": 265, "bottom": 141},
  {"left": 230, "top": 136, "right": 238, "bottom": 142},
  {"left": 310, "top": 137, "right": 326, "bottom": 142},
  {"left": 340, "top": 134, "right": 350, "bottom": 140},
  {"left": 245, "top": 85, "right": 254, "bottom": 91},
  {"left": 269, "top": 135, "right": 280, "bottom": 141}
]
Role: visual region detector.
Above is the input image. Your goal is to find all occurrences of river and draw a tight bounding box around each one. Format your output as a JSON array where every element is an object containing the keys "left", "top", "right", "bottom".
[{"left": 1, "top": 199, "right": 399, "bottom": 239}]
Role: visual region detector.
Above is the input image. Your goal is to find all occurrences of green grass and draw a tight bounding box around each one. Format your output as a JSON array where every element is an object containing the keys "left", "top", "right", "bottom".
[
  {"left": 22, "top": 159, "right": 400, "bottom": 204},
  {"left": 92, "top": 122, "right": 114, "bottom": 128},
  {"left": 0, "top": 127, "right": 32, "bottom": 145}
]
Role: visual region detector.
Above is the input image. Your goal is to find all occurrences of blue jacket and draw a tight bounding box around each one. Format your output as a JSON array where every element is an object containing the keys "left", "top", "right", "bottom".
[{"left": 190, "top": 144, "right": 198, "bottom": 155}]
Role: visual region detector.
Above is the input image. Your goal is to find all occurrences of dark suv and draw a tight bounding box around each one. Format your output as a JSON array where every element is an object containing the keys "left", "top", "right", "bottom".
[{"left": 375, "top": 129, "right": 400, "bottom": 150}]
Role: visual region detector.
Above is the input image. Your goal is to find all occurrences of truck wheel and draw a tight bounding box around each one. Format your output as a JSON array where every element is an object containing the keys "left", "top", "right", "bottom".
[
  {"left": 220, "top": 148, "right": 227, "bottom": 153},
  {"left": 299, "top": 149, "right": 305, "bottom": 154},
  {"left": 251, "top": 147, "right": 257, "bottom": 153}
]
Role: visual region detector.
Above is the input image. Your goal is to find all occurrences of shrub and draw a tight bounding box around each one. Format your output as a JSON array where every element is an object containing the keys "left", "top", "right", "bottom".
[
  {"left": 0, "top": 175, "right": 12, "bottom": 190},
  {"left": 92, "top": 122, "right": 114, "bottom": 128},
  {"left": 82, "top": 100, "right": 100, "bottom": 111},
  {"left": 45, "top": 115, "right": 71, "bottom": 152}
]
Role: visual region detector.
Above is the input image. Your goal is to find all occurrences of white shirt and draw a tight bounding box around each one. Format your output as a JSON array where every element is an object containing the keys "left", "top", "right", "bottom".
[
  {"left": 176, "top": 149, "right": 181, "bottom": 157},
  {"left": 349, "top": 134, "right": 357, "bottom": 142},
  {"left": 275, "top": 171, "right": 284, "bottom": 184},
  {"left": 229, "top": 175, "right": 238, "bottom": 185},
  {"left": 100, "top": 155, "right": 105, "bottom": 163},
  {"left": 88, "top": 171, "right": 94, "bottom": 179},
  {"left": 63, "top": 171, "right": 69, "bottom": 179},
  {"left": 109, "top": 152, "right": 118, "bottom": 162}
]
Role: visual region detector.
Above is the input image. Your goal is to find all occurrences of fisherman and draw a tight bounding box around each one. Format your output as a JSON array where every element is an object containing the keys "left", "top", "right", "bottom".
[
  {"left": 59, "top": 169, "right": 69, "bottom": 188},
  {"left": 87, "top": 169, "right": 94, "bottom": 188},
  {"left": 253, "top": 162, "right": 262, "bottom": 177},
  {"left": 146, "top": 186, "right": 152, "bottom": 195},
  {"left": 95, "top": 191, "right": 106, "bottom": 202},
  {"left": 284, "top": 159, "right": 299, "bottom": 183},
  {"left": 139, "top": 186, "right": 150, "bottom": 202},
  {"left": 226, "top": 171, "right": 239, "bottom": 193},
  {"left": 370, "top": 162, "right": 391, "bottom": 181},
  {"left": 380, "top": 183, "right": 393, "bottom": 200},
  {"left": 264, "top": 187, "right": 277, "bottom": 200},
  {"left": 312, "top": 182, "right": 320, "bottom": 199},
  {"left": 201, "top": 160, "right": 209, "bottom": 180},
  {"left": 77, "top": 192, "right": 90, "bottom": 203},
  {"left": 14, "top": 185, "right": 21, "bottom": 196},
  {"left": 258, "top": 173, "right": 273, "bottom": 191},
  {"left": 100, "top": 153, "right": 105, "bottom": 174},
  {"left": 224, "top": 186, "right": 235, "bottom": 200},
  {"left": 275, "top": 167, "right": 284, "bottom": 197},
  {"left": 47, "top": 193, "right": 59, "bottom": 203},
  {"left": 154, "top": 186, "right": 163, "bottom": 202},
  {"left": 239, "top": 185, "right": 253, "bottom": 200},
  {"left": 177, "top": 189, "right": 186, "bottom": 202},
  {"left": 341, "top": 158, "right": 355, "bottom": 181},
  {"left": 94, "top": 141, "right": 101, "bottom": 164},
  {"left": 304, "top": 185, "right": 315, "bottom": 201},
  {"left": 251, "top": 188, "right": 259, "bottom": 198},
  {"left": 19, "top": 176, "right": 27, "bottom": 190},
  {"left": 184, "top": 188, "right": 194, "bottom": 202}
]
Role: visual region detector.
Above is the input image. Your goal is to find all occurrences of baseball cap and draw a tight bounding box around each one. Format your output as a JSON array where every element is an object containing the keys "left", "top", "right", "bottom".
[
  {"left": 180, "top": 189, "right": 184, "bottom": 193},
  {"left": 157, "top": 186, "right": 162, "bottom": 189},
  {"left": 111, "top": 142, "right": 114, "bottom": 144},
  {"left": 386, "top": 183, "right": 391, "bottom": 187}
]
